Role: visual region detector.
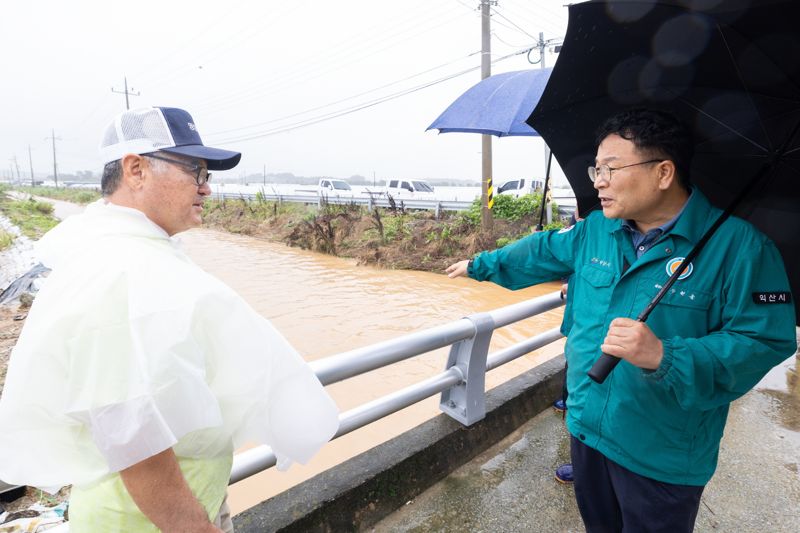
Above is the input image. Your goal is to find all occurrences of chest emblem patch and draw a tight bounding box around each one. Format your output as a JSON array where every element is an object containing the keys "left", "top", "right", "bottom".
[{"left": 666, "top": 257, "right": 693, "bottom": 280}]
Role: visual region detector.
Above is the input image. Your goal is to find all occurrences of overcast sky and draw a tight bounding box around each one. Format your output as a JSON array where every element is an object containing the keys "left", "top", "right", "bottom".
[{"left": 0, "top": 0, "right": 571, "bottom": 184}]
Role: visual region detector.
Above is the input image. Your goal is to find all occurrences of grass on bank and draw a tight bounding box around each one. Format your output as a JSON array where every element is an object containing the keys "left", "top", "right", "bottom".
[
  {"left": 0, "top": 190, "right": 59, "bottom": 240},
  {"left": 9, "top": 185, "right": 101, "bottom": 205},
  {"left": 0, "top": 228, "right": 14, "bottom": 251},
  {"left": 202, "top": 192, "right": 568, "bottom": 272}
]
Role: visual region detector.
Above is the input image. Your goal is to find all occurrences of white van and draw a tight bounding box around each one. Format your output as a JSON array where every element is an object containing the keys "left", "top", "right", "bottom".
[
  {"left": 385, "top": 179, "right": 435, "bottom": 198},
  {"left": 496, "top": 178, "right": 543, "bottom": 197}
]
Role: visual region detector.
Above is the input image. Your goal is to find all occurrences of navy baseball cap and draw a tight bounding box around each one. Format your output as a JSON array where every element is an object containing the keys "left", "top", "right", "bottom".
[{"left": 99, "top": 106, "right": 241, "bottom": 171}]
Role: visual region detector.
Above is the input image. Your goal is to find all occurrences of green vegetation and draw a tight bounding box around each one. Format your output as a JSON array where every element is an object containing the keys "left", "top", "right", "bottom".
[
  {"left": 0, "top": 229, "right": 14, "bottom": 251},
  {"left": 0, "top": 195, "right": 59, "bottom": 239},
  {"left": 9, "top": 185, "right": 100, "bottom": 205},
  {"left": 0, "top": 182, "right": 572, "bottom": 274},
  {"left": 460, "top": 193, "right": 561, "bottom": 227},
  {"left": 202, "top": 194, "right": 571, "bottom": 272}
]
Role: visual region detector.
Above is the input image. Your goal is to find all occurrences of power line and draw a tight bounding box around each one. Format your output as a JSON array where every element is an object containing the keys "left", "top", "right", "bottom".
[
  {"left": 130, "top": 0, "right": 253, "bottom": 82},
  {"left": 205, "top": 51, "right": 480, "bottom": 138},
  {"left": 211, "top": 43, "right": 535, "bottom": 146},
  {"left": 194, "top": 5, "right": 469, "bottom": 114},
  {"left": 502, "top": 0, "right": 568, "bottom": 36},
  {"left": 139, "top": 1, "right": 309, "bottom": 91},
  {"left": 490, "top": 6, "right": 538, "bottom": 40},
  {"left": 490, "top": 30, "right": 534, "bottom": 50}
]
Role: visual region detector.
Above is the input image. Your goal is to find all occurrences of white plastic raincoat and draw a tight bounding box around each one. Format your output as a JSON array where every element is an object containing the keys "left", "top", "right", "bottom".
[{"left": 0, "top": 200, "right": 338, "bottom": 520}]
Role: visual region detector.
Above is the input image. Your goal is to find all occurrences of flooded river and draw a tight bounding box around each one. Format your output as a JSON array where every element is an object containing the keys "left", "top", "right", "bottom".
[{"left": 178, "top": 229, "right": 566, "bottom": 514}]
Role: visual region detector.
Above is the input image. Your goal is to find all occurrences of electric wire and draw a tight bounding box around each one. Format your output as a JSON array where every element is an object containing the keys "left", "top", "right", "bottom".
[
  {"left": 195, "top": 5, "right": 468, "bottom": 114},
  {"left": 490, "top": 6, "right": 538, "bottom": 40},
  {"left": 192, "top": 1, "right": 455, "bottom": 108},
  {"left": 210, "top": 45, "right": 535, "bottom": 145},
  {"left": 205, "top": 51, "right": 481, "bottom": 138},
  {"left": 503, "top": 0, "right": 568, "bottom": 36}
]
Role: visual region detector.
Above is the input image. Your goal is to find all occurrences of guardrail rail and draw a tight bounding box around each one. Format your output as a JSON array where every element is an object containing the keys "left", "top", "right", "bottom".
[{"left": 230, "top": 290, "right": 565, "bottom": 483}]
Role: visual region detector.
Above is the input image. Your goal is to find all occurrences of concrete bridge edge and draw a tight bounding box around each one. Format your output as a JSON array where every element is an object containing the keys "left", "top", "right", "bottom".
[{"left": 233, "top": 354, "right": 566, "bottom": 533}]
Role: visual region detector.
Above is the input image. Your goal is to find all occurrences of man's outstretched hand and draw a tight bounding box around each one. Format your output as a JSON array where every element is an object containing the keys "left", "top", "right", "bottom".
[{"left": 445, "top": 260, "right": 470, "bottom": 278}]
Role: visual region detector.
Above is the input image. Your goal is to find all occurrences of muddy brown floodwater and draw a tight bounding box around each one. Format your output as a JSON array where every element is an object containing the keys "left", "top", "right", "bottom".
[{"left": 178, "top": 228, "right": 566, "bottom": 514}]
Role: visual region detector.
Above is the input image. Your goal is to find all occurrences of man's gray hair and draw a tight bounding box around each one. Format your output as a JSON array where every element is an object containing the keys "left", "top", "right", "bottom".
[
  {"left": 101, "top": 160, "right": 122, "bottom": 196},
  {"left": 101, "top": 155, "right": 167, "bottom": 196}
]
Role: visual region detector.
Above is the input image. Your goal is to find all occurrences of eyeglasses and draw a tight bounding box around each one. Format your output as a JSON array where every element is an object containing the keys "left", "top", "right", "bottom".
[
  {"left": 144, "top": 153, "right": 211, "bottom": 186},
  {"left": 588, "top": 159, "right": 662, "bottom": 183}
]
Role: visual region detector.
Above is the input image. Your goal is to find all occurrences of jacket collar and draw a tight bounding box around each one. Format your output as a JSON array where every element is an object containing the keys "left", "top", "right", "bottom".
[{"left": 609, "top": 188, "right": 719, "bottom": 245}]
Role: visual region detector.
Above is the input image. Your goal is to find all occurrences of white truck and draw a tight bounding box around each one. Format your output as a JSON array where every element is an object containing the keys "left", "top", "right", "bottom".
[
  {"left": 385, "top": 179, "right": 435, "bottom": 198},
  {"left": 496, "top": 178, "right": 543, "bottom": 197},
  {"left": 318, "top": 178, "right": 354, "bottom": 197}
]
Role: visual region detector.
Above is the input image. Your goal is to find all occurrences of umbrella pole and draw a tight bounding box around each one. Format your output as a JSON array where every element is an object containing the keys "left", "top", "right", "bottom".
[
  {"left": 589, "top": 118, "right": 800, "bottom": 384},
  {"left": 536, "top": 147, "right": 554, "bottom": 231}
]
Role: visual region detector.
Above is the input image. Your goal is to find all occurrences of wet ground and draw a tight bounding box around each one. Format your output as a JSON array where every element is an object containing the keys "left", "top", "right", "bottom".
[{"left": 376, "top": 349, "right": 800, "bottom": 533}]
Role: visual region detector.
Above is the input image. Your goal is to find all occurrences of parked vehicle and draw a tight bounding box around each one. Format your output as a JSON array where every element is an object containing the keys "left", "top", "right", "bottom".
[
  {"left": 318, "top": 178, "right": 353, "bottom": 197},
  {"left": 496, "top": 178, "right": 543, "bottom": 197},
  {"left": 385, "top": 179, "right": 435, "bottom": 198}
]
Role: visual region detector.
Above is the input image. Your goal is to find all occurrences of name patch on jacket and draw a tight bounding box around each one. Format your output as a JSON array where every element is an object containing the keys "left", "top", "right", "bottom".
[{"left": 752, "top": 292, "right": 792, "bottom": 304}]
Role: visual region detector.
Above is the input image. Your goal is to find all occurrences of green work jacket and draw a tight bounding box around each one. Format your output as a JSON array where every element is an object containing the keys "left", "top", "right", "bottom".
[{"left": 469, "top": 191, "right": 796, "bottom": 485}]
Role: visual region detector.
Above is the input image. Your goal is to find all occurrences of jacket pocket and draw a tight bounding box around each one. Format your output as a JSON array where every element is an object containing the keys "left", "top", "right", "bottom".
[
  {"left": 579, "top": 264, "right": 616, "bottom": 288},
  {"left": 643, "top": 277, "right": 712, "bottom": 310},
  {"left": 640, "top": 277, "right": 713, "bottom": 338}
]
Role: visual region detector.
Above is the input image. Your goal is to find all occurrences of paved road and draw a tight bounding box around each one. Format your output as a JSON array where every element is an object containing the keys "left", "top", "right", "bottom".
[{"left": 376, "top": 351, "right": 800, "bottom": 533}]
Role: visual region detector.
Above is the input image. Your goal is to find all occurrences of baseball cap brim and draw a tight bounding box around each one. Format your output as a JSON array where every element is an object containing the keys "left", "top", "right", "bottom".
[{"left": 161, "top": 145, "right": 242, "bottom": 171}]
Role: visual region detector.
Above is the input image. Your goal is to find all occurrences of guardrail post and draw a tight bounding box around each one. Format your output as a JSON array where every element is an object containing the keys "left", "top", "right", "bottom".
[
  {"left": 435, "top": 202, "right": 441, "bottom": 219},
  {"left": 439, "top": 312, "right": 495, "bottom": 425}
]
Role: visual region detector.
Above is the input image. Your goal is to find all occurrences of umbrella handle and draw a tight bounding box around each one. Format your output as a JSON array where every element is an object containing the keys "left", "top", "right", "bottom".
[{"left": 588, "top": 353, "right": 620, "bottom": 384}]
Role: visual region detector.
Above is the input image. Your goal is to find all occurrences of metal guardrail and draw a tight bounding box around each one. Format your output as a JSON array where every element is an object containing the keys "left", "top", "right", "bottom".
[
  {"left": 230, "top": 291, "right": 565, "bottom": 484},
  {"left": 212, "top": 190, "right": 576, "bottom": 217},
  {"left": 212, "top": 190, "right": 475, "bottom": 215}
]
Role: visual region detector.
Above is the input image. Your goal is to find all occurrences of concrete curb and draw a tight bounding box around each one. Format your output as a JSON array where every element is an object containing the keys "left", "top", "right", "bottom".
[{"left": 234, "top": 355, "right": 565, "bottom": 532}]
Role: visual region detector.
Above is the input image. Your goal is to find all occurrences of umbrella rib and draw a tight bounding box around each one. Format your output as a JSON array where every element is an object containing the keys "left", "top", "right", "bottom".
[
  {"left": 673, "top": 93, "right": 768, "bottom": 154},
  {"left": 714, "top": 22, "right": 775, "bottom": 152}
]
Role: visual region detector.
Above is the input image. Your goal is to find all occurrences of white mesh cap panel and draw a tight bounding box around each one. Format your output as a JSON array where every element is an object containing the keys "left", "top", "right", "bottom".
[{"left": 98, "top": 108, "right": 177, "bottom": 164}]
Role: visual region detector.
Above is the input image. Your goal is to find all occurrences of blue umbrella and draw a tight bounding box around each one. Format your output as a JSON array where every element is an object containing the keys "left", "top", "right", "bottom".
[
  {"left": 426, "top": 68, "right": 552, "bottom": 137},
  {"left": 427, "top": 68, "right": 555, "bottom": 228}
]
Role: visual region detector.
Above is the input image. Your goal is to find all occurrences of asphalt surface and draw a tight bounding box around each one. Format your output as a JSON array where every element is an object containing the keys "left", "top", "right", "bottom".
[{"left": 375, "top": 349, "right": 800, "bottom": 533}]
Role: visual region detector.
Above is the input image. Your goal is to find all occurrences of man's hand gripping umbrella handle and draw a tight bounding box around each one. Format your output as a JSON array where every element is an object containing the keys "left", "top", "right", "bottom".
[
  {"left": 588, "top": 349, "right": 625, "bottom": 383},
  {"left": 587, "top": 246, "right": 705, "bottom": 384}
]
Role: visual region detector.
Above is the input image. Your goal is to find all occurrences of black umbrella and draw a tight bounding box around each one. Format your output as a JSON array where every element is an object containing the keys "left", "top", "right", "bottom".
[{"left": 527, "top": 0, "right": 800, "bottom": 381}]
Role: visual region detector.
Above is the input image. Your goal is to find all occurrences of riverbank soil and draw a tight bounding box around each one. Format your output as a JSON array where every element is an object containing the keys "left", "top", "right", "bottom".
[
  {"left": 202, "top": 196, "right": 563, "bottom": 272},
  {"left": 0, "top": 305, "right": 25, "bottom": 393}
]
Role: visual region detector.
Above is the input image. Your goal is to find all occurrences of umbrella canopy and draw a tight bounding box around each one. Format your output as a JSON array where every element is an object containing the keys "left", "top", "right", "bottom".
[
  {"left": 428, "top": 68, "right": 552, "bottom": 137},
  {"left": 527, "top": 0, "right": 800, "bottom": 323}
]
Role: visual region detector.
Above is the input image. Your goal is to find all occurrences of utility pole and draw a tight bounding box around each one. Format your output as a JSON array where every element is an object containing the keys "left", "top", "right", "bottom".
[
  {"left": 11, "top": 155, "right": 21, "bottom": 183},
  {"left": 28, "top": 145, "right": 35, "bottom": 187},
  {"left": 263, "top": 164, "right": 267, "bottom": 186},
  {"left": 111, "top": 76, "right": 140, "bottom": 110},
  {"left": 46, "top": 129, "right": 61, "bottom": 187},
  {"left": 480, "top": 0, "right": 496, "bottom": 231}
]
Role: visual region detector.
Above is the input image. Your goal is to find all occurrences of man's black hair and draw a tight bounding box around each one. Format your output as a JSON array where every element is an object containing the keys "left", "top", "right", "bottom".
[
  {"left": 101, "top": 160, "right": 122, "bottom": 196},
  {"left": 595, "top": 108, "right": 693, "bottom": 190}
]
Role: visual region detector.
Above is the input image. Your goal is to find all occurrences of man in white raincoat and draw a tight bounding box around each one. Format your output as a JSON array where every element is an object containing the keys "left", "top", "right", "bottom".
[{"left": 0, "top": 107, "right": 339, "bottom": 532}]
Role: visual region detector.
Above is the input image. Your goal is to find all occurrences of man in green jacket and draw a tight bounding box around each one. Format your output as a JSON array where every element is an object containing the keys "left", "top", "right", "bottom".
[{"left": 446, "top": 108, "right": 796, "bottom": 532}]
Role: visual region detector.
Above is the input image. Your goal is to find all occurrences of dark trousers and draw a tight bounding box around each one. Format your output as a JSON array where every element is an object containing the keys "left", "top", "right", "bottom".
[{"left": 571, "top": 436, "right": 704, "bottom": 533}]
